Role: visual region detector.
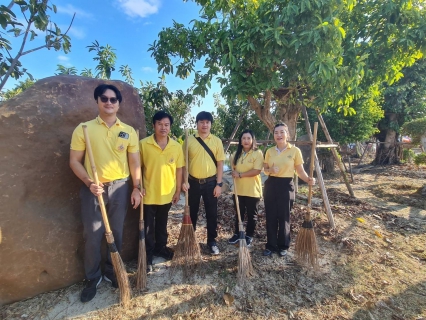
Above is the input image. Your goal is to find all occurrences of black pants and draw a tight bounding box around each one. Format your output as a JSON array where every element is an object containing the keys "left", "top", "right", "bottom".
[
  {"left": 264, "top": 177, "right": 294, "bottom": 251},
  {"left": 80, "top": 181, "right": 129, "bottom": 280},
  {"left": 233, "top": 195, "right": 260, "bottom": 237},
  {"left": 188, "top": 179, "right": 218, "bottom": 244},
  {"left": 144, "top": 203, "right": 172, "bottom": 262}
]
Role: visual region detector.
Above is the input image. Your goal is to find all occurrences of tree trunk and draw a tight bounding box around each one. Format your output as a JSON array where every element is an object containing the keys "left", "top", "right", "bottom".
[
  {"left": 247, "top": 87, "right": 301, "bottom": 140},
  {"left": 374, "top": 113, "right": 401, "bottom": 165},
  {"left": 275, "top": 101, "right": 300, "bottom": 141}
]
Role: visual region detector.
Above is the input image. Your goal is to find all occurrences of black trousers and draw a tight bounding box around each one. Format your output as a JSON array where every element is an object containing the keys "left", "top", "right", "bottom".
[
  {"left": 264, "top": 177, "right": 294, "bottom": 251},
  {"left": 232, "top": 195, "right": 260, "bottom": 237},
  {"left": 144, "top": 203, "right": 172, "bottom": 261},
  {"left": 188, "top": 179, "right": 218, "bottom": 244},
  {"left": 80, "top": 181, "right": 129, "bottom": 280}
]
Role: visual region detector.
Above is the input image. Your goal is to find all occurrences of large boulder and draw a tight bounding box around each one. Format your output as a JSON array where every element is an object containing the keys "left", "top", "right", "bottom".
[{"left": 0, "top": 75, "right": 146, "bottom": 305}]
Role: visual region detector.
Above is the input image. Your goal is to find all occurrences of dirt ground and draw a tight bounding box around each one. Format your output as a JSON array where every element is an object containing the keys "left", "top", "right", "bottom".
[{"left": 1, "top": 164, "right": 426, "bottom": 320}]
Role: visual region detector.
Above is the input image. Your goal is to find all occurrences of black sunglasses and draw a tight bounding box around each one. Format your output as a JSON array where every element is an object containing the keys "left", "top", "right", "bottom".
[{"left": 99, "top": 96, "right": 119, "bottom": 104}]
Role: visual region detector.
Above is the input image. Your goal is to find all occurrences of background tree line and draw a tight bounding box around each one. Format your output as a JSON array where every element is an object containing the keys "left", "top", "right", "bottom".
[{"left": 2, "top": 0, "right": 426, "bottom": 165}]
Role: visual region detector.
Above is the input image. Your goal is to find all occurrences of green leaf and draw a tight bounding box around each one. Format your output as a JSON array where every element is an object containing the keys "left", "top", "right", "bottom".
[{"left": 13, "top": 1, "right": 28, "bottom": 5}]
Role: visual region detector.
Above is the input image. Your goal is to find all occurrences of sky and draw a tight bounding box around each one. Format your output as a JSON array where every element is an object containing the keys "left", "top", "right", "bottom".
[{"left": 4, "top": 0, "right": 221, "bottom": 115}]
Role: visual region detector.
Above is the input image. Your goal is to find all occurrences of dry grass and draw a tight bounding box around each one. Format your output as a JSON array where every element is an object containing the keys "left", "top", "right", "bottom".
[{"left": 1, "top": 165, "right": 426, "bottom": 320}]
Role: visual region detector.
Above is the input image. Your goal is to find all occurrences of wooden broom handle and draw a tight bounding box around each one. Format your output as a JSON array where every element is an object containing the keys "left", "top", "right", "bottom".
[
  {"left": 232, "top": 169, "right": 243, "bottom": 225},
  {"left": 185, "top": 129, "right": 189, "bottom": 208},
  {"left": 82, "top": 125, "right": 113, "bottom": 234},
  {"left": 137, "top": 130, "right": 144, "bottom": 221},
  {"left": 308, "top": 122, "right": 318, "bottom": 206}
]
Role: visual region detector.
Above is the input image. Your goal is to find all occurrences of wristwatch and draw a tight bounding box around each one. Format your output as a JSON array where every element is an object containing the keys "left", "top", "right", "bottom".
[{"left": 216, "top": 182, "right": 223, "bottom": 187}]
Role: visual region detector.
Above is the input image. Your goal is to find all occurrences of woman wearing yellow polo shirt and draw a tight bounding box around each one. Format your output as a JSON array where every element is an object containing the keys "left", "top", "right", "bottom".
[
  {"left": 228, "top": 129, "right": 263, "bottom": 247},
  {"left": 263, "top": 123, "right": 315, "bottom": 257}
]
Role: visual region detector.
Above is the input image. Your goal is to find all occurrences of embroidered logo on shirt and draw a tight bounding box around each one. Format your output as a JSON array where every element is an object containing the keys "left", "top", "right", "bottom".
[
  {"left": 169, "top": 157, "right": 175, "bottom": 163},
  {"left": 118, "top": 143, "right": 125, "bottom": 152},
  {"left": 288, "top": 155, "right": 292, "bottom": 159}
]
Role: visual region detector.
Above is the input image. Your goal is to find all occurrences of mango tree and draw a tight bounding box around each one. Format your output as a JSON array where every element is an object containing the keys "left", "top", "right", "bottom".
[{"left": 149, "top": 0, "right": 426, "bottom": 143}]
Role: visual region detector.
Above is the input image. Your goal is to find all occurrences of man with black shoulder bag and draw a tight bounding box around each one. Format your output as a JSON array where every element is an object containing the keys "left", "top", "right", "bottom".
[{"left": 182, "top": 111, "right": 225, "bottom": 255}]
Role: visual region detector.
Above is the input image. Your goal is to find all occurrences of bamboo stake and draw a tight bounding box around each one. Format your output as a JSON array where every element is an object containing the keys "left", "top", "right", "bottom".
[
  {"left": 295, "top": 123, "right": 319, "bottom": 268},
  {"left": 224, "top": 104, "right": 248, "bottom": 153},
  {"left": 233, "top": 176, "right": 254, "bottom": 283},
  {"left": 172, "top": 129, "right": 202, "bottom": 277},
  {"left": 302, "top": 107, "right": 335, "bottom": 228},
  {"left": 82, "top": 125, "right": 131, "bottom": 307},
  {"left": 315, "top": 109, "right": 355, "bottom": 197},
  {"left": 136, "top": 130, "right": 147, "bottom": 292}
]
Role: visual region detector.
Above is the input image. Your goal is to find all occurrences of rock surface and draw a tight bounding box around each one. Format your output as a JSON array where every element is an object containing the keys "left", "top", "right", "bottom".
[{"left": 0, "top": 75, "right": 146, "bottom": 305}]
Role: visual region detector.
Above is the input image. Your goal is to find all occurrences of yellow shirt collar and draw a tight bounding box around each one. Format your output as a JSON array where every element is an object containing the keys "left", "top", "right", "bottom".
[
  {"left": 147, "top": 134, "right": 170, "bottom": 148},
  {"left": 194, "top": 132, "right": 211, "bottom": 139},
  {"left": 96, "top": 115, "right": 122, "bottom": 127}
]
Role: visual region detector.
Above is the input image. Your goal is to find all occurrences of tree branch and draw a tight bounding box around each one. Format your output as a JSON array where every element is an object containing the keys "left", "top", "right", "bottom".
[
  {"left": 0, "top": 19, "right": 32, "bottom": 91},
  {"left": 21, "top": 13, "right": 75, "bottom": 56},
  {"left": 247, "top": 95, "right": 276, "bottom": 131}
]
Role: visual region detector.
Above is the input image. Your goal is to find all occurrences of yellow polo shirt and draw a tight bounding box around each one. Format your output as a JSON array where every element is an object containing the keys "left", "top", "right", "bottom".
[
  {"left": 70, "top": 116, "right": 138, "bottom": 183},
  {"left": 186, "top": 133, "right": 226, "bottom": 179},
  {"left": 140, "top": 135, "right": 184, "bottom": 205},
  {"left": 231, "top": 149, "right": 263, "bottom": 198},
  {"left": 264, "top": 143, "right": 304, "bottom": 177}
]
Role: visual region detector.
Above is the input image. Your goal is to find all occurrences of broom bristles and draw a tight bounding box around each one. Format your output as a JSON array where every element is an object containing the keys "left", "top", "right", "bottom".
[
  {"left": 136, "top": 236, "right": 147, "bottom": 291},
  {"left": 172, "top": 209, "right": 202, "bottom": 278},
  {"left": 295, "top": 223, "right": 319, "bottom": 268},
  {"left": 237, "top": 233, "right": 254, "bottom": 283},
  {"left": 110, "top": 251, "right": 131, "bottom": 307}
]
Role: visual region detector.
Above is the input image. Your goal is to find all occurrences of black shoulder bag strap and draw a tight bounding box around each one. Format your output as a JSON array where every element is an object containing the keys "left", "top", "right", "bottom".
[{"left": 195, "top": 135, "right": 217, "bottom": 167}]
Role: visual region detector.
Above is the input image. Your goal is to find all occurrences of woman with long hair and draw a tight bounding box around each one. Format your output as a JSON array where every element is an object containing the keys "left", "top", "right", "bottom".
[
  {"left": 228, "top": 129, "right": 263, "bottom": 247},
  {"left": 263, "top": 123, "right": 315, "bottom": 257}
]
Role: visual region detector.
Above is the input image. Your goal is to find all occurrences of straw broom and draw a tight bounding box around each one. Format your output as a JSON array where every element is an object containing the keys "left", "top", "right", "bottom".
[
  {"left": 82, "top": 125, "right": 131, "bottom": 307},
  {"left": 295, "top": 122, "right": 319, "bottom": 268},
  {"left": 171, "top": 129, "right": 201, "bottom": 277},
  {"left": 233, "top": 174, "right": 254, "bottom": 283},
  {"left": 136, "top": 130, "right": 147, "bottom": 292}
]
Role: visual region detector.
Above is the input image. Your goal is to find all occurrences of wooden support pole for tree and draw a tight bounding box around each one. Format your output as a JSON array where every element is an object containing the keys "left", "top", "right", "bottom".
[
  {"left": 224, "top": 104, "right": 248, "bottom": 153},
  {"left": 315, "top": 110, "right": 355, "bottom": 197},
  {"left": 302, "top": 106, "right": 335, "bottom": 229},
  {"left": 358, "top": 143, "right": 369, "bottom": 166},
  {"left": 348, "top": 155, "right": 354, "bottom": 183}
]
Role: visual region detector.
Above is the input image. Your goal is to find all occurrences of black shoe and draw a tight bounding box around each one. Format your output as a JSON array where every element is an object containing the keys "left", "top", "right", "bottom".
[
  {"left": 80, "top": 276, "right": 102, "bottom": 303},
  {"left": 208, "top": 242, "right": 220, "bottom": 255},
  {"left": 104, "top": 273, "right": 118, "bottom": 288},
  {"left": 263, "top": 249, "right": 273, "bottom": 257},
  {"left": 245, "top": 236, "right": 253, "bottom": 247},
  {"left": 154, "top": 246, "right": 174, "bottom": 260},
  {"left": 228, "top": 234, "right": 239, "bottom": 244}
]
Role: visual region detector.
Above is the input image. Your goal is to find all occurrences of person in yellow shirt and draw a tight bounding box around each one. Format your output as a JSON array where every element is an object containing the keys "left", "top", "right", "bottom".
[
  {"left": 263, "top": 123, "right": 315, "bottom": 257},
  {"left": 182, "top": 111, "right": 226, "bottom": 255},
  {"left": 140, "top": 111, "right": 184, "bottom": 271},
  {"left": 228, "top": 129, "right": 263, "bottom": 247},
  {"left": 69, "top": 84, "right": 141, "bottom": 303}
]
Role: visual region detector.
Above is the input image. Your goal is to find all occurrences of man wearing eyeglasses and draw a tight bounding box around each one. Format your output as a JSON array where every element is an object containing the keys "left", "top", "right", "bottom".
[{"left": 69, "top": 84, "right": 141, "bottom": 303}]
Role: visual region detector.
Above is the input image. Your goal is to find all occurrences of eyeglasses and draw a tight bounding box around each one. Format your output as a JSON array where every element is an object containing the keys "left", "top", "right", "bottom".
[{"left": 99, "top": 96, "right": 119, "bottom": 104}]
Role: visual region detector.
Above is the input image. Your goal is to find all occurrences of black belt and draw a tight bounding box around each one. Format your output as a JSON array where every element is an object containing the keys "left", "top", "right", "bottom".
[
  {"left": 102, "top": 177, "right": 130, "bottom": 186},
  {"left": 188, "top": 174, "right": 216, "bottom": 184}
]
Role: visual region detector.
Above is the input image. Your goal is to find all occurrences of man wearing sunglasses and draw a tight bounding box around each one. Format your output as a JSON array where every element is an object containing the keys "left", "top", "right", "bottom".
[{"left": 69, "top": 84, "right": 141, "bottom": 303}]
